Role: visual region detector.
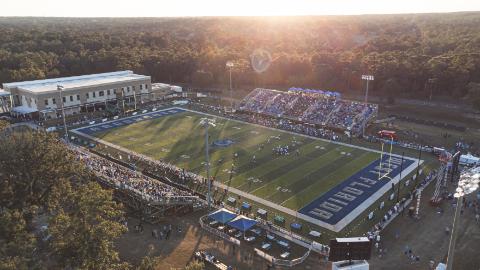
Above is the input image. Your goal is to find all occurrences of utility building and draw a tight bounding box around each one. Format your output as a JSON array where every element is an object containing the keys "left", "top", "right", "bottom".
[{"left": 2, "top": 70, "right": 151, "bottom": 119}]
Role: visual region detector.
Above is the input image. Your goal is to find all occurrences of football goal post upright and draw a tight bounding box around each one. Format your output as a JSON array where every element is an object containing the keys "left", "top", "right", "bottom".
[
  {"left": 387, "top": 136, "right": 394, "bottom": 178},
  {"left": 379, "top": 136, "right": 394, "bottom": 181},
  {"left": 378, "top": 142, "right": 385, "bottom": 180}
]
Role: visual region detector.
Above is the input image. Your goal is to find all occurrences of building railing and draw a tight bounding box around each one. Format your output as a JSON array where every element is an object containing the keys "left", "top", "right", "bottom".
[{"left": 271, "top": 247, "right": 311, "bottom": 267}]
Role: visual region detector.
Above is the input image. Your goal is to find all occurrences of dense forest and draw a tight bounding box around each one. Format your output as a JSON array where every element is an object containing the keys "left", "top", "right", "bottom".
[{"left": 0, "top": 13, "right": 479, "bottom": 104}]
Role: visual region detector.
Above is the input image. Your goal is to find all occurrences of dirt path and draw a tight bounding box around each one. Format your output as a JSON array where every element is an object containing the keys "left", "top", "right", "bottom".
[{"left": 369, "top": 181, "right": 480, "bottom": 270}]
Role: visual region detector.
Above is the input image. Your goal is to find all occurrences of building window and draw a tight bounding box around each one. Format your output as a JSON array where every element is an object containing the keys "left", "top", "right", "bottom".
[
  {"left": 86, "top": 93, "right": 89, "bottom": 99},
  {"left": 107, "top": 90, "right": 111, "bottom": 95},
  {"left": 145, "top": 84, "right": 148, "bottom": 89},
  {"left": 139, "top": 84, "right": 143, "bottom": 90},
  {"left": 132, "top": 86, "right": 136, "bottom": 91},
  {"left": 77, "top": 94, "right": 80, "bottom": 101},
  {"left": 62, "top": 97, "right": 66, "bottom": 103},
  {"left": 113, "top": 89, "right": 117, "bottom": 94},
  {"left": 93, "top": 92, "right": 96, "bottom": 98},
  {"left": 70, "top": 96, "right": 73, "bottom": 102},
  {"left": 99, "top": 91, "right": 104, "bottom": 97},
  {"left": 52, "top": 98, "right": 56, "bottom": 104},
  {"left": 45, "top": 99, "right": 49, "bottom": 106},
  {"left": 127, "top": 86, "right": 130, "bottom": 92}
]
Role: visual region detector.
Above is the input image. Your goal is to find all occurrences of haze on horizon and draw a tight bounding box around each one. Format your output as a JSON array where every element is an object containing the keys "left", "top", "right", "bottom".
[{"left": 1, "top": 0, "right": 480, "bottom": 17}]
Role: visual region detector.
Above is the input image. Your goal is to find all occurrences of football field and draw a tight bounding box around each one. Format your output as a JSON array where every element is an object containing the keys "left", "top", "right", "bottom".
[{"left": 73, "top": 107, "right": 418, "bottom": 232}]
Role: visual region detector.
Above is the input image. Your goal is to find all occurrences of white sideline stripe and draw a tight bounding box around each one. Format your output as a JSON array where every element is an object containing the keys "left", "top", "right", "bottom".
[
  {"left": 72, "top": 106, "right": 422, "bottom": 233},
  {"left": 73, "top": 107, "right": 183, "bottom": 131},
  {"left": 180, "top": 107, "right": 417, "bottom": 161}
]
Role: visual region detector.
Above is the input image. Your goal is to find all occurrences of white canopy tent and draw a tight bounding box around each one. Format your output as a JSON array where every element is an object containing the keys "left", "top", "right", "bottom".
[
  {"left": 460, "top": 153, "right": 480, "bottom": 166},
  {"left": 11, "top": 106, "right": 38, "bottom": 115}
]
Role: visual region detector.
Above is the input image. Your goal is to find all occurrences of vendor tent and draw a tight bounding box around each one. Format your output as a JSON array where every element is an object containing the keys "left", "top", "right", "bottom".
[
  {"left": 274, "top": 215, "right": 285, "bottom": 224},
  {"left": 241, "top": 202, "right": 251, "bottom": 210},
  {"left": 227, "top": 215, "right": 257, "bottom": 232},
  {"left": 11, "top": 106, "right": 37, "bottom": 115},
  {"left": 290, "top": 222, "right": 302, "bottom": 230},
  {"left": 256, "top": 208, "right": 267, "bottom": 217},
  {"left": 208, "top": 208, "right": 237, "bottom": 224}
]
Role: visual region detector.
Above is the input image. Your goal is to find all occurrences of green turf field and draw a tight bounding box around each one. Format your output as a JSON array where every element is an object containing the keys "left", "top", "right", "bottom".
[{"left": 91, "top": 110, "right": 379, "bottom": 212}]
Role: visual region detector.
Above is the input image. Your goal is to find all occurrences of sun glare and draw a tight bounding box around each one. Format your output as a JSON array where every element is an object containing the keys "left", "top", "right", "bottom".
[{"left": 2, "top": 0, "right": 480, "bottom": 17}]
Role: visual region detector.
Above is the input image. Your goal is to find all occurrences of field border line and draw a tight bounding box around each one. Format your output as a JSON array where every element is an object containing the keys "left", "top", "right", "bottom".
[
  {"left": 71, "top": 106, "right": 422, "bottom": 233},
  {"left": 179, "top": 107, "right": 418, "bottom": 161}
]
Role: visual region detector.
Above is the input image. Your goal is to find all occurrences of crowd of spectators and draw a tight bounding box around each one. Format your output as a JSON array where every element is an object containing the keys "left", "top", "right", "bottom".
[
  {"left": 139, "top": 156, "right": 205, "bottom": 186},
  {"left": 191, "top": 103, "right": 341, "bottom": 141},
  {"left": 285, "top": 94, "right": 318, "bottom": 117},
  {"left": 238, "top": 88, "right": 378, "bottom": 135},
  {"left": 302, "top": 97, "right": 338, "bottom": 124},
  {"left": 71, "top": 146, "right": 194, "bottom": 203}
]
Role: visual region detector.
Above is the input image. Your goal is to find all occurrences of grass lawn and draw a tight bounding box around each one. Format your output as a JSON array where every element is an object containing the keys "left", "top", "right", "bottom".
[{"left": 93, "top": 110, "right": 378, "bottom": 212}]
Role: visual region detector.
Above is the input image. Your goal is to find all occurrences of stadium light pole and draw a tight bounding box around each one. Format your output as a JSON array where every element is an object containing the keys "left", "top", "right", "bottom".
[
  {"left": 133, "top": 90, "right": 137, "bottom": 111},
  {"left": 226, "top": 61, "right": 234, "bottom": 109},
  {"left": 361, "top": 75, "right": 374, "bottom": 137},
  {"left": 57, "top": 85, "right": 68, "bottom": 142},
  {"left": 201, "top": 118, "right": 216, "bottom": 210},
  {"left": 361, "top": 75, "right": 374, "bottom": 104},
  {"left": 446, "top": 166, "right": 480, "bottom": 270},
  {"left": 121, "top": 88, "right": 126, "bottom": 114}
]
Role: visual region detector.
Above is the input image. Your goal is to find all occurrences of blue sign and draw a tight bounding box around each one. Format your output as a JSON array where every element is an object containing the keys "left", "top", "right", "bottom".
[{"left": 299, "top": 155, "right": 415, "bottom": 225}]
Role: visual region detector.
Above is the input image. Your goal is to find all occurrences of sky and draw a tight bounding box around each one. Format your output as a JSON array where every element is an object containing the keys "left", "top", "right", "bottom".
[{"left": 1, "top": 0, "right": 479, "bottom": 17}]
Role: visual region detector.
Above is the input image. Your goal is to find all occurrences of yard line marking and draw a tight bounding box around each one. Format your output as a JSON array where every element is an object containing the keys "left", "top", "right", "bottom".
[
  {"left": 72, "top": 106, "right": 421, "bottom": 233},
  {"left": 239, "top": 142, "right": 325, "bottom": 192},
  {"left": 279, "top": 151, "right": 372, "bottom": 207},
  {"left": 252, "top": 146, "right": 346, "bottom": 196},
  {"left": 263, "top": 148, "right": 350, "bottom": 201},
  {"left": 179, "top": 107, "right": 418, "bottom": 162}
]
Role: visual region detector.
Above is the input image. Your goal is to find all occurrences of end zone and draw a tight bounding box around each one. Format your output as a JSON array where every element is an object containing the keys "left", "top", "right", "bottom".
[{"left": 299, "top": 155, "right": 418, "bottom": 229}]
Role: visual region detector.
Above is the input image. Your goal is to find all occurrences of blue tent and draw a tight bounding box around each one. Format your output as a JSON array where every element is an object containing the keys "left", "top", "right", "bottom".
[
  {"left": 227, "top": 215, "right": 257, "bottom": 232},
  {"left": 241, "top": 202, "right": 251, "bottom": 210},
  {"left": 208, "top": 208, "right": 237, "bottom": 224},
  {"left": 290, "top": 222, "right": 302, "bottom": 230}
]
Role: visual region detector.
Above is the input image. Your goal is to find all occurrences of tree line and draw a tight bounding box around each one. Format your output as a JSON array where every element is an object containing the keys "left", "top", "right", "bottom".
[
  {"left": 0, "top": 14, "right": 479, "bottom": 105},
  {"left": 0, "top": 123, "right": 204, "bottom": 270}
]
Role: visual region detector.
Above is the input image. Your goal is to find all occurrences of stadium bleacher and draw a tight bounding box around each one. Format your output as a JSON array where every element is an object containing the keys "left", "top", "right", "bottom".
[
  {"left": 239, "top": 88, "right": 378, "bottom": 135},
  {"left": 72, "top": 146, "right": 195, "bottom": 201}
]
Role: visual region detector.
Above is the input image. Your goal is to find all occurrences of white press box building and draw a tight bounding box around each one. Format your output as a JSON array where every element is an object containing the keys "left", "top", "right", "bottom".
[{"left": 2, "top": 70, "right": 182, "bottom": 119}]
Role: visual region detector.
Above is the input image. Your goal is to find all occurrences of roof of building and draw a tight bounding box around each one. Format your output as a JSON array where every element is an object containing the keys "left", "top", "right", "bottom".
[
  {"left": 3, "top": 71, "right": 150, "bottom": 94},
  {"left": 336, "top": 237, "right": 369, "bottom": 243}
]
